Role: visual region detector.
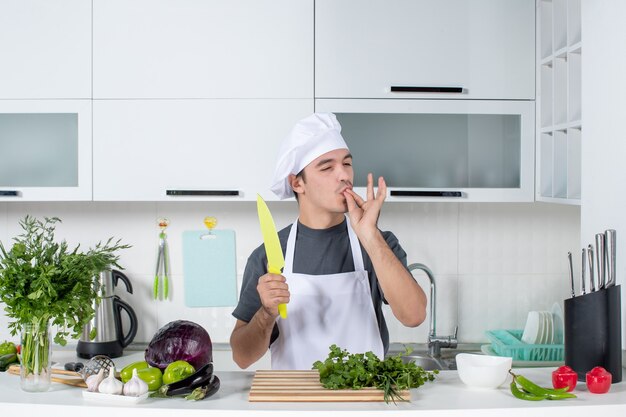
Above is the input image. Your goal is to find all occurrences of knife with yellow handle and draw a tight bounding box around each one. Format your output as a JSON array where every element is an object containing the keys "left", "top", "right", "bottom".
[{"left": 256, "top": 194, "right": 287, "bottom": 319}]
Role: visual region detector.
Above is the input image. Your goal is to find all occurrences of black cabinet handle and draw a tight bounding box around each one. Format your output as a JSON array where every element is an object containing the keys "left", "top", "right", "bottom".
[
  {"left": 0, "top": 190, "right": 20, "bottom": 197},
  {"left": 166, "top": 190, "right": 240, "bottom": 197},
  {"left": 390, "top": 191, "right": 463, "bottom": 197},
  {"left": 390, "top": 86, "right": 463, "bottom": 93}
]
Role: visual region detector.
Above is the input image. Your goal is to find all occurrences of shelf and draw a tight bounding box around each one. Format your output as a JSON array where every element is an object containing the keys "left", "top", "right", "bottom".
[
  {"left": 553, "top": 0, "right": 568, "bottom": 52},
  {"left": 537, "top": 0, "right": 582, "bottom": 206},
  {"left": 569, "top": 42, "right": 582, "bottom": 54},
  {"left": 535, "top": 195, "right": 581, "bottom": 206},
  {"left": 540, "top": 0, "right": 553, "bottom": 60},
  {"left": 568, "top": 0, "right": 582, "bottom": 46},
  {"left": 568, "top": 53, "right": 582, "bottom": 122}
]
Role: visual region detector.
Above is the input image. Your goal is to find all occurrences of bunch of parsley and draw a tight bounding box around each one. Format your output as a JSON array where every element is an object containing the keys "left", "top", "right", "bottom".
[
  {"left": 0, "top": 216, "right": 130, "bottom": 345},
  {"left": 313, "top": 344, "right": 438, "bottom": 403}
]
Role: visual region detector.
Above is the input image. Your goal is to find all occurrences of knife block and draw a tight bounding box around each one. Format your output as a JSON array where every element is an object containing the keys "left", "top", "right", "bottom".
[{"left": 564, "top": 285, "right": 622, "bottom": 383}]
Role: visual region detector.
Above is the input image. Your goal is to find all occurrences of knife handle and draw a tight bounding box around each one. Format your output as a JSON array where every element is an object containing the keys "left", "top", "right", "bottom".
[
  {"left": 278, "top": 303, "right": 288, "bottom": 319},
  {"left": 268, "top": 266, "right": 288, "bottom": 319}
]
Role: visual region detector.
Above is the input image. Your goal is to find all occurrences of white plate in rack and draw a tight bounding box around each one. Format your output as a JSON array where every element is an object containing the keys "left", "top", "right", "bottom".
[
  {"left": 551, "top": 302, "right": 564, "bottom": 344},
  {"left": 82, "top": 390, "right": 149, "bottom": 404}
]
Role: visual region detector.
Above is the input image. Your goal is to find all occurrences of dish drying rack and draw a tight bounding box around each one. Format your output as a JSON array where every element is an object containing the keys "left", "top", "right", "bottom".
[{"left": 485, "top": 330, "right": 564, "bottom": 362}]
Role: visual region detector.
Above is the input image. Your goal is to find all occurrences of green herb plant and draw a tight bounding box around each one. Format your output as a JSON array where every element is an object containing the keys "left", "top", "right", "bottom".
[
  {"left": 0, "top": 216, "right": 130, "bottom": 379},
  {"left": 313, "top": 344, "right": 438, "bottom": 404}
]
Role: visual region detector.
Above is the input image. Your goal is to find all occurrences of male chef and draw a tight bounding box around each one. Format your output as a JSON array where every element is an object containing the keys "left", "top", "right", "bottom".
[{"left": 230, "top": 113, "right": 427, "bottom": 370}]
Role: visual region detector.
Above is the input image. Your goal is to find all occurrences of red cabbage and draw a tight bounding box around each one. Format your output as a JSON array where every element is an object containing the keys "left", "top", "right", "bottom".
[{"left": 144, "top": 320, "right": 212, "bottom": 370}]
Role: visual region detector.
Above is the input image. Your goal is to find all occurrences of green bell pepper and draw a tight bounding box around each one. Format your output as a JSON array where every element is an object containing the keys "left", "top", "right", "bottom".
[
  {"left": 0, "top": 341, "right": 17, "bottom": 356},
  {"left": 120, "top": 360, "right": 150, "bottom": 383},
  {"left": 162, "top": 360, "right": 195, "bottom": 385},
  {"left": 137, "top": 367, "right": 163, "bottom": 391}
]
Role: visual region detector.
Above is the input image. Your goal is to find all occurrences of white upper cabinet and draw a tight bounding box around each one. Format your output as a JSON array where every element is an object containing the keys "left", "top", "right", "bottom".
[
  {"left": 315, "top": 0, "right": 535, "bottom": 100},
  {"left": 93, "top": 0, "right": 313, "bottom": 99},
  {"left": 92, "top": 100, "right": 312, "bottom": 201},
  {"left": 0, "top": 0, "right": 91, "bottom": 99}
]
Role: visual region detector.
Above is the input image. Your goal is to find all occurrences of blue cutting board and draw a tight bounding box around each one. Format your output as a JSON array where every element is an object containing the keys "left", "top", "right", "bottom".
[{"left": 182, "top": 229, "right": 237, "bottom": 307}]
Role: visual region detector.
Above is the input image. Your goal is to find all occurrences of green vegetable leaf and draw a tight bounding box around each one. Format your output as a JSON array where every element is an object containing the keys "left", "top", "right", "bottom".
[
  {"left": 0, "top": 216, "right": 131, "bottom": 346},
  {"left": 312, "top": 344, "right": 438, "bottom": 404}
]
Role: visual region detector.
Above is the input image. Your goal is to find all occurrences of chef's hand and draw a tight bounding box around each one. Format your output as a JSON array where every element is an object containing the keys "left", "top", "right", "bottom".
[
  {"left": 343, "top": 173, "right": 386, "bottom": 242},
  {"left": 257, "top": 272, "right": 290, "bottom": 318}
]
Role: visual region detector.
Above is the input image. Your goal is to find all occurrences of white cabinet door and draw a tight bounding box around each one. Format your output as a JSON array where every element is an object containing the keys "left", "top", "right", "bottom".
[
  {"left": 0, "top": 0, "right": 91, "bottom": 99},
  {"left": 0, "top": 100, "right": 92, "bottom": 201},
  {"left": 316, "top": 0, "right": 534, "bottom": 100},
  {"left": 93, "top": 0, "right": 313, "bottom": 99},
  {"left": 93, "top": 99, "right": 313, "bottom": 201}
]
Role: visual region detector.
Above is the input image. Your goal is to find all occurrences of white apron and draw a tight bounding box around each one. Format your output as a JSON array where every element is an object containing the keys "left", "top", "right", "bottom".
[{"left": 270, "top": 217, "right": 384, "bottom": 370}]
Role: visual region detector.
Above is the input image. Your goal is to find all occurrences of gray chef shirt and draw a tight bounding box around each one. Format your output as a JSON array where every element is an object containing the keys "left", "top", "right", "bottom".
[{"left": 232, "top": 218, "right": 411, "bottom": 355}]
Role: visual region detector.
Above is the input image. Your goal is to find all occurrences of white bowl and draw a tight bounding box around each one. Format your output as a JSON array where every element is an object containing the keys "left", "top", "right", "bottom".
[{"left": 456, "top": 353, "right": 512, "bottom": 389}]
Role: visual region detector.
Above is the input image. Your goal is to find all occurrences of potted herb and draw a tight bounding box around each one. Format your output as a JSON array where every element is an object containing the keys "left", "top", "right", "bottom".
[{"left": 0, "top": 216, "right": 130, "bottom": 392}]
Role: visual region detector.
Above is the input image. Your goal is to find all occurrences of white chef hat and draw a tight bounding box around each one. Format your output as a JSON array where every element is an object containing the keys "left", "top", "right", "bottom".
[{"left": 270, "top": 113, "right": 348, "bottom": 199}]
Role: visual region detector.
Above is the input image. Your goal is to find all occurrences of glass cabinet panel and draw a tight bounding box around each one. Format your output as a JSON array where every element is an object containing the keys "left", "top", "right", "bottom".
[
  {"left": 0, "top": 114, "right": 78, "bottom": 187},
  {"left": 0, "top": 100, "right": 92, "bottom": 201},
  {"left": 337, "top": 113, "right": 521, "bottom": 189},
  {"left": 315, "top": 99, "right": 534, "bottom": 202}
]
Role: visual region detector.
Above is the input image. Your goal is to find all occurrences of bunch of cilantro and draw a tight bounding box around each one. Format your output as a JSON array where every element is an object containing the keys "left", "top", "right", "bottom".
[{"left": 312, "top": 344, "right": 438, "bottom": 403}]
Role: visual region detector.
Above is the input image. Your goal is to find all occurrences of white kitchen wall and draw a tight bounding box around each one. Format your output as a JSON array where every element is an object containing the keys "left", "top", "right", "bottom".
[
  {"left": 0, "top": 201, "right": 579, "bottom": 347},
  {"left": 581, "top": 0, "right": 626, "bottom": 346}
]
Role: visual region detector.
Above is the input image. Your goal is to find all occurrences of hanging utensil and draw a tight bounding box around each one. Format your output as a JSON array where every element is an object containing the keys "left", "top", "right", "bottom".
[
  {"left": 154, "top": 218, "right": 171, "bottom": 300},
  {"left": 587, "top": 244, "right": 595, "bottom": 292},
  {"left": 595, "top": 233, "right": 606, "bottom": 290},
  {"left": 605, "top": 229, "right": 617, "bottom": 288},
  {"left": 567, "top": 252, "right": 575, "bottom": 298}
]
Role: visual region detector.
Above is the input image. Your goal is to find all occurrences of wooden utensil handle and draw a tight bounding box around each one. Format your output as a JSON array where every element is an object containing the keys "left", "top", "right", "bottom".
[{"left": 7, "top": 364, "right": 87, "bottom": 388}]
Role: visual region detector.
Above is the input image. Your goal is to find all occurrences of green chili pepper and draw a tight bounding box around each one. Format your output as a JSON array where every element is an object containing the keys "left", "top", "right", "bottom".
[
  {"left": 510, "top": 380, "right": 548, "bottom": 401},
  {"left": 509, "top": 371, "right": 577, "bottom": 401}
]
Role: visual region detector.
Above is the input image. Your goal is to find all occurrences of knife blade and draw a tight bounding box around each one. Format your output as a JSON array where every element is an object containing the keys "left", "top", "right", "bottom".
[
  {"left": 605, "top": 229, "right": 617, "bottom": 288},
  {"left": 595, "top": 233, "right": 606, "bottom": 290},
  {"left": 587, "top": 244, "right": 595, "bottom": 292},
  {"left": 581, "top": 248, "right": 586, "bottom": 295},
  {"left": 567, "top": 252, "right": 575, "bottom": 298},
  {"left": 256, "top": 194, "right": 287, "bottom": 319}
]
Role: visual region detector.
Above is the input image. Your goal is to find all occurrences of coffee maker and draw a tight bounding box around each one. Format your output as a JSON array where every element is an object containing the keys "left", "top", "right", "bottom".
[{"left": 77, "top": 269, "right": 138, "bottom": 358}]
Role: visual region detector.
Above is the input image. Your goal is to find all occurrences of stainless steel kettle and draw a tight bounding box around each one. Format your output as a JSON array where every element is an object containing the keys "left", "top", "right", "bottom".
[{"left": 76, "top": 269, "right": 138, "bottom": 358}]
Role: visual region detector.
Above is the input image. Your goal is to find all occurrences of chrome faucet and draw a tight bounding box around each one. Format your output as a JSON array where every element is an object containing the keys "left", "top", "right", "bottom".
[{"left": 408, "top": 263, "right": 458, "bottom": 358}]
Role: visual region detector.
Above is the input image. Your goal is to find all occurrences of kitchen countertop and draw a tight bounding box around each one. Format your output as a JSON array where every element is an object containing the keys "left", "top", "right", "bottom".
[{"left": 1, "top": 348, "right": 626, "bottom": 417}]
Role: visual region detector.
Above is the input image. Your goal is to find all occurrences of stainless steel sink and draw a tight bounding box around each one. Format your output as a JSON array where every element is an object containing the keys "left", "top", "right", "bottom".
[
  {"left": 387, "top": 346, "right": 484, "bottom": 371},
  {"left": 399, "top": 354, "right": 450, "bottom": 371}
]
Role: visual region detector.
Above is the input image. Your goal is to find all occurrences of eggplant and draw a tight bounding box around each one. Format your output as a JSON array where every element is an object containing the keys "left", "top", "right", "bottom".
[
  {"left": 152, "top": 362, "right": 214, "bottom": 397},
  {"left": 184, "top": 375, "right": 220, "bottom": 401}
]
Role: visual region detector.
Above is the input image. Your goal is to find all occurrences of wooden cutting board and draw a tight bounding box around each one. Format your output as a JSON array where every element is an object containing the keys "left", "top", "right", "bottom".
[{"left": 248, "top": 370, "right": 410, "bottom": 402}]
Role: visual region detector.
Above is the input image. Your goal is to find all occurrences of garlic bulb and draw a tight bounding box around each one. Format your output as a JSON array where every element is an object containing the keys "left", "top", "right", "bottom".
[
  {"left": 123, "top": 368, "right": 149, "bottom": 397},
  {"left": 98, "top": 366, "right": 123, "bottom": 395},
  {"left": 86, "top": 367, "right": 105, "bottom": 392}
]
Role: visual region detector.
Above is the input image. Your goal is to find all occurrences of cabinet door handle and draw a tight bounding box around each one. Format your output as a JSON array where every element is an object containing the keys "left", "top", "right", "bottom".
[
  {"left": 390, "top": 191, "right": 463, "bottom": 197},
  {"left": 0, "top": 190, "right": 20, "bottom": 197},
  {"left": 390, "top": 86, "right": 463, "bottom": 93},
  {"left": 166, "top": 190, "right": 240, "bottom": 196}
]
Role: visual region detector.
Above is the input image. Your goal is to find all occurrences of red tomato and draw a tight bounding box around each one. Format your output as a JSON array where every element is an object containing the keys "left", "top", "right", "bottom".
[
  {"left": 552, "top": 365, "right": 577, "bottom": 392},
  {"left": 586, "top": 366, "right": 612, "bottom": 394}
]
